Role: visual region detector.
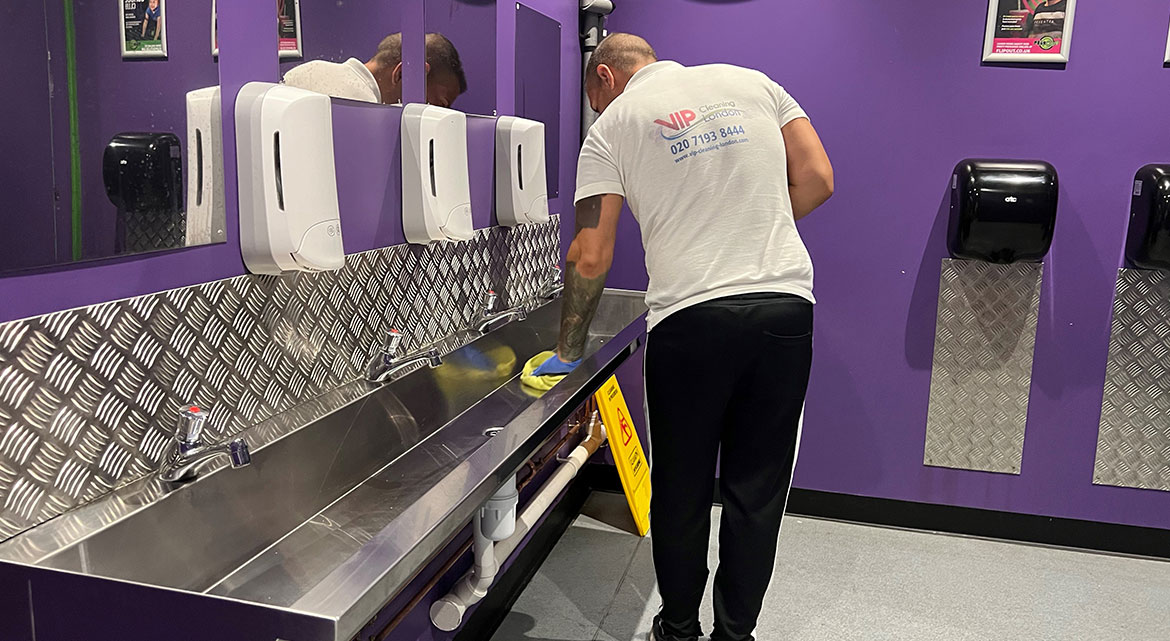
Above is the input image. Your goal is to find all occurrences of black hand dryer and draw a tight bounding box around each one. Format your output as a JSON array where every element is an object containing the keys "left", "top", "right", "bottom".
[
  {"left": 948, "top": 159, "right": 1058, "bottom": 264},
  {"left": 1124, "top": 164, "right": 1170, "bottom": 272},
  {"left": 102, "top": 132, "right": 183, "bottom": 216}
]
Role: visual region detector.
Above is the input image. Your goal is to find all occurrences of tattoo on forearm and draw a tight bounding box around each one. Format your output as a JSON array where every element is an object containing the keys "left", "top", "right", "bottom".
[
  {"left": 575, "top": 196, "right": 603, "bottom": 233},
  {"left": 558, "top": 260, "right": 608, "bottom": 362}
]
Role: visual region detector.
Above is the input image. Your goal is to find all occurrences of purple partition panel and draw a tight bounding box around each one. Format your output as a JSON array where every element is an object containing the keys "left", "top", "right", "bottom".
[
  {"left": 425, "top": 0, "right": 497, "bottom": 115},
  {"left": 515, "top": 4, "right": 562, "bottom": 199},
  {"left": 0, "top": 0, "right": 276, "bottom": 324},
  {"left": 606, "top": 0, "right": 1170, "bottom": 530},
  {"left": 332, "top": 100, "right": 408, "bottom": 253},
  {"left": 467, "top": 115, "right": 497, "bottom": 229}
]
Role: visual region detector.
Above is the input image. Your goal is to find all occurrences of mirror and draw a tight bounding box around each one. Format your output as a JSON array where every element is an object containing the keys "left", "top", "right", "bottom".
[
  {"left": 515, "top": 4, "right": 560, "bottom": 198},
  {"left": 424, "top": 0, "right": 495, "bottom": 114},
  {"left": 0, "top": 0, "right": 224, "bottom": 275},
  {"left": 279, "top": 1, "right": 401, "bottom": 104}
]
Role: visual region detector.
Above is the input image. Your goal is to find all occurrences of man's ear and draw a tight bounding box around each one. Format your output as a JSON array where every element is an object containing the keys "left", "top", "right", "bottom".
[
  {"left": 597, "top": 64, "right": 616, "bottom": 89},
  {"left": 424, "top": 61, "right": 431, "bottom": 77},
  {"left": 391, "top": 62, "right": 403, "bottom": 85}
]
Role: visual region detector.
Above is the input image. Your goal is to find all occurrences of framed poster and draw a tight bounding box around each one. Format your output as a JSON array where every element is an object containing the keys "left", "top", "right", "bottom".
[
  {"left": 211, "top": 0, "right": 302, "bottom": 59},
  {"left": 277, "top": 0, "right": 304, "bottom": 59},
  {"left": 983, "top": 0, "right": 1076, "bottom": 63},
  {"left": 121, "top": 0, "right": 168, "bottom": 59}
]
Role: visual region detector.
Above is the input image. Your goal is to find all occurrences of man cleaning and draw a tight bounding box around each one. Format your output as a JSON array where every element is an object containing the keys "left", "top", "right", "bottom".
[
  {"left": 527, "top": 33, "right": 833, "bottom": 641},
  {"left": 283, "top": 32, "right": 466, "bottom": 108}
]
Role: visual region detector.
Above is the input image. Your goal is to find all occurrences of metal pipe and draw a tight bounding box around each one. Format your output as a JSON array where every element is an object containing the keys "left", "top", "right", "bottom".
[
  {"left": 580, "top": 1, "right": 614, "bottom": 139},
  {"left": 429, "top": 412, "right": 607, "bottom": 631},
  {"left": 373, "top": 409, "right": 593, "bottom": 640}
]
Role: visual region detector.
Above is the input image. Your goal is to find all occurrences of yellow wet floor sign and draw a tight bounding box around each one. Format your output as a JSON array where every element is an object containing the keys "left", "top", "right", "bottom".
[{"left": 595, "top": 376, "right": 651, "bottom": 536}]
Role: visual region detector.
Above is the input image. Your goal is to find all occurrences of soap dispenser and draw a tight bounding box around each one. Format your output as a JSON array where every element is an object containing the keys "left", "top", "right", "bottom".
[
  {"left": 401, "top": 104, "right": 474, "bottom": 244},
  {"left": 235, "top": 82, "right": 344, "bottom": 274},
  {"left": 948, "top": 159, "right": 1058, "bottom": 263},
  {"left": 1124, "top": 164, "right": 1170, "bottom": 272},
  {"left": 495, "top": 116, "right": 550, "bottom": 227}
]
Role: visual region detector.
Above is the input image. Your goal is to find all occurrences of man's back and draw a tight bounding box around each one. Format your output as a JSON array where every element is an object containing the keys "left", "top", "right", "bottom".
[{"left": 576, "top": 61, "right": 814, "bottom": 329}]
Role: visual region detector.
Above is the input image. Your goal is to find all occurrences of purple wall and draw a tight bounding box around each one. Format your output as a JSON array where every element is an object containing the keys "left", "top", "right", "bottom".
[{"left": 606, "top": 0, "right": 1170, "bottom": 530}]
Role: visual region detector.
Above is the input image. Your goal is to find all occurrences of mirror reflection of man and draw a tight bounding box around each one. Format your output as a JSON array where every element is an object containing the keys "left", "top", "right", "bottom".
[
  {"left": 1027, "top": 0, "right": 1067, "bottom": 41},
  {"left": 283, "top": 32, "right": 467, "bottom": 107}
]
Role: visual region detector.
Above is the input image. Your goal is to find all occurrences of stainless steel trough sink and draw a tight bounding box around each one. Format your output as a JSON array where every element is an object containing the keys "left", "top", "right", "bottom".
[{"left": 0, "top": 290, "right": 647, "bottom": 641}]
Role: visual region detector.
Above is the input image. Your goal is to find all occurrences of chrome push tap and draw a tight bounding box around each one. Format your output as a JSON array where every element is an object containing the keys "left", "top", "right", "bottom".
[
  {"left": 159, "top": 406, "right": 251, "bottom": 482},
  {"left": 476, "top": 291, "right": 528, "bottom": 333},
  {"left": 537, "top": 265, "right": 564, "bottom": 301},
  {"left": 366, "top": 329, "right": 443, "bottom": 383}
]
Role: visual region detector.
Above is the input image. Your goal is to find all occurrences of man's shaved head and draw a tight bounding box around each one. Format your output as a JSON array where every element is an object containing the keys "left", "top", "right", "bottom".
[
  {"left": 367, "top": 32, "right": 467, "bottom": 107},
  {"left": 584, "top": 33, "right": 657, "bottom": 114},
  {"left": 586, "top": 33, "right": 657, "bottom": 86}
]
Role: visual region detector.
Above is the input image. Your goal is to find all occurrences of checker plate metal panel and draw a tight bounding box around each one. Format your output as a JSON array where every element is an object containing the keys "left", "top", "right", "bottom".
[
  {"left": 1094, "top": 268, "right": 1170, "bottom": 492},
  {"left": 0, "top": 218, "right": 559, "bottom": 539},
  {"left": 924, "top": 259, "right": 1043, "bottom": 474}
]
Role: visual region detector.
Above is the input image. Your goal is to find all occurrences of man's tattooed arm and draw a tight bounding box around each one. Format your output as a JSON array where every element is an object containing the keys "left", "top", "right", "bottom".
[{"left": 557, "top": 194, "right": 619, "bottom": 362}]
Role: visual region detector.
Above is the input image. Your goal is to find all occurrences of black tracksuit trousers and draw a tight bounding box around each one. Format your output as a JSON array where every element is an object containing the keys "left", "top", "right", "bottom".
[{"left": 645, "top": 292, "right": 813, "bottom": 641}]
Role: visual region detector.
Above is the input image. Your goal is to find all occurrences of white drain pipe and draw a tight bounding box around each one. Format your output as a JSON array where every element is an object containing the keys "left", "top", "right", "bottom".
[{"left": 430, "top": 413, "right": 607, "bottom": 631}]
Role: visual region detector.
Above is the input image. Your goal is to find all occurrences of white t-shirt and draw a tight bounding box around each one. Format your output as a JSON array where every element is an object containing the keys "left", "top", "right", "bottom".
[
  {"left": 575, "top": 60, "right": 815, "bottom": 331},
  {"left": 282, "top": 58, "right": 382, "bottom": 103}
]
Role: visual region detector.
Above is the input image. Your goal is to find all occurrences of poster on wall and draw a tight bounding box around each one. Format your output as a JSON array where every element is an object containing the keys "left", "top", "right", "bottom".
[
  {"left": 1165, "top": 18, "right": 1170, "bottom": 64},
  {"left": 211, "top": 0, "right": 302, "bottom": 59},
  {"left": 983, "top": 0, "right": 1076, "bottom": 63},
  {"left": 121, "top": 0, "right": 168, "bottom": 59}
]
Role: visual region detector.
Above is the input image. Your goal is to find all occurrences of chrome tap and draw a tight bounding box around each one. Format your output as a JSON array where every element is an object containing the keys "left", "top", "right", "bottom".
[
  {"left": 537, "top": 265, "right": 564, "bottom": 300},
  {"left": 366, "top": 329, "right": 443, "bottom": 383},
  {"left": 476, "top": 290, "right": 528, "bottom": 333},
  {"left": 159, "top": 406, "right": 251, "bottom": 483}
]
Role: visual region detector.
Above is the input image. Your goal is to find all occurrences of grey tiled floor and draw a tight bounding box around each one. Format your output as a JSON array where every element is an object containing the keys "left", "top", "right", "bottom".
[{"left": 490, "top": 492, "right": 1170, "bottom": 641}]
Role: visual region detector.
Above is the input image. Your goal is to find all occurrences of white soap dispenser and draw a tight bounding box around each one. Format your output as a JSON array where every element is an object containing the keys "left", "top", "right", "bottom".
[
  {"left": 235, "top": 81, "right": 344, "bottom": 275},
  {"left": 495, "top": 116, "right": 550, "bottom": 227},
  {"left": 185, "top": 86, "right": 227, "bottom": 246},
  {"left": 401, "top": 104, "right": 473, "bottom": 244}
]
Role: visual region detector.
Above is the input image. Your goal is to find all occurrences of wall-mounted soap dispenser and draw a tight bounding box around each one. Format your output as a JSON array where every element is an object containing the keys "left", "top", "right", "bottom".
[
  {"left": 495, "top": 116, "right": 550, "bottom": 227},
  {"left": 102, "top": 132, "right": 185, "bottom": 252},
  {"left": 185, "top": 86, "right": 226, "bottom": 246},
  {"left": 401, "top": 104, "right": 473, "bottom": 244},
  {"left": 949, "top": 159, "right": 1059, "bottom": 263},
  {"left": 235, "top": 82, "right": 344, "bottom": 274},
  {"left": 1124, "top": 164, "right": 1170, "bottom": 272}
]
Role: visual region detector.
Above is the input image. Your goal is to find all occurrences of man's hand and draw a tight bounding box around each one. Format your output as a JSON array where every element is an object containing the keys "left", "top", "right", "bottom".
[
  {"left": 557, "top": 193, "right": 624, "bottom": 361},
  {"left": 783, "top": 118, "right": 833, "bottom": 220},
  {"left": 531, "top": 353, "right": 581, "bottom": 377}
]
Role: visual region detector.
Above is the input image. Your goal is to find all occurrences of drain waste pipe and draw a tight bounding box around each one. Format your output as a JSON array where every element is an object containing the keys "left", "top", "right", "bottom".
[
  {"left": 430, "top": 412, "right": 607, "bottom": 631},
  {"left": 581, "top": 0, "right": 614, "bottom": 139}
]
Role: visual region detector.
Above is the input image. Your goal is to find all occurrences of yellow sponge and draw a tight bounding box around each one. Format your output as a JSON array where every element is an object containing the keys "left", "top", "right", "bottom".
[{"left": 520, "top": 351, "right": 567, "bottom": 392}]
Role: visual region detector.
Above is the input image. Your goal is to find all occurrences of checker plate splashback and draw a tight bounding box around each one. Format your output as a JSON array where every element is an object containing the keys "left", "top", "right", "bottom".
[
  {"left": 1094, "top": 268, "right": 1170, "bottom": 492},
  {"left": 923, "top": 259, "right": 1043, "bottom": 475},
  {"left": 0, "top": 218, "right": 559, "bottom": 539}
]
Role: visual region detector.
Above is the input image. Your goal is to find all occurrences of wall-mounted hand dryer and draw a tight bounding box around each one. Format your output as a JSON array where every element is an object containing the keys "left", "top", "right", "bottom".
[
  {"left": 1125, "top": 164, "right": 1170, "bottom": 272},
  {"left": 949, "top": 159, "right": 1058, "bottom": 263},
  {"left": 401, "top": 104, "right": 473, "bottom": 244},
  {"left": 235, "top": 82, "right": 344, "bottom": 275},
  {"left": 185, "top": 86, "right": 226, "bottom": 246},
  {"left": 102, "top": 132, "right": 183, "bottom": 216},
  {"left": 495, "top": 116, "right": 550, "bottom": 227}
]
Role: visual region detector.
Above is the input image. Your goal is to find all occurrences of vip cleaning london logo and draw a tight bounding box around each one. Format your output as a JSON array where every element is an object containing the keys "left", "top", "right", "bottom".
[{"left": 653, "top": 101, "right": 745, "bottom": 140}]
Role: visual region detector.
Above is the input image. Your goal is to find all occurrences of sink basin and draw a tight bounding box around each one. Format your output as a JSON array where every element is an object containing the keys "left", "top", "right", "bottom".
[{"left": 0, "top": 289, "right": 646, "bottom": 641}]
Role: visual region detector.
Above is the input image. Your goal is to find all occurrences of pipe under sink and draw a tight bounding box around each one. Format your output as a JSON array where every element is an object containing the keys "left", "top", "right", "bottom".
[{"left": 0, "top": 289, "right": 647, "bottom": 641}]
